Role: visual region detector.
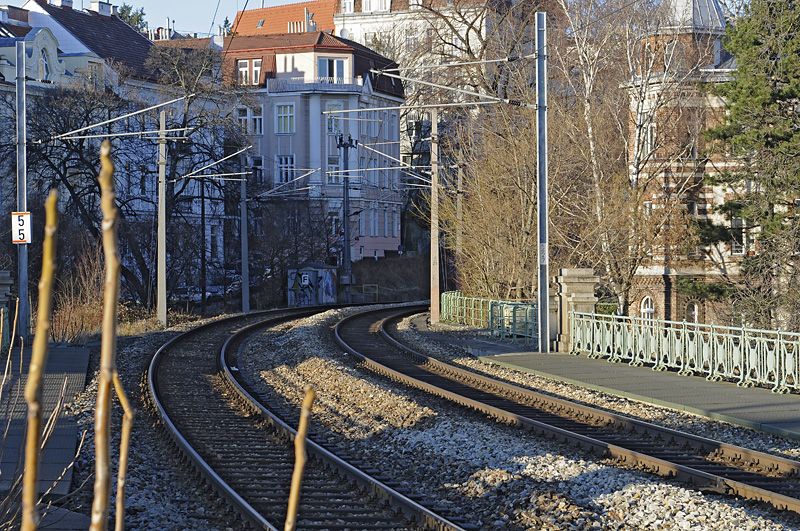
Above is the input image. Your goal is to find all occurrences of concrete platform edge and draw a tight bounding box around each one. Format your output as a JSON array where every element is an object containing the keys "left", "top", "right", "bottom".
[{"left": 478, "top": 356, "right": 800, "bottom": 442}]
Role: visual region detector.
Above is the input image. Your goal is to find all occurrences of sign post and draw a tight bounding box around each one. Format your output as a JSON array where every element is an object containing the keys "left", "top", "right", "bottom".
[{"left": 16, "top": 40, "right": 29, "bottom": 343}]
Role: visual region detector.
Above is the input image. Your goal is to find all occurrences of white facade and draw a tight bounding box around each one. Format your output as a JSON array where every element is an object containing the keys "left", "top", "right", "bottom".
[
  {"left": 232, "top": 36, "right": 405, "bottom": 265},
  {"left": 333, "top": 0, "right": 488, "bottom": 66}
]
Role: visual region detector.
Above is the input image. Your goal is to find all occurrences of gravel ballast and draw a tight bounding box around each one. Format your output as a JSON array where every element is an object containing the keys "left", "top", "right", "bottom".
[{"left": 56, "top": 307, "right": 800, "bottom": 530}]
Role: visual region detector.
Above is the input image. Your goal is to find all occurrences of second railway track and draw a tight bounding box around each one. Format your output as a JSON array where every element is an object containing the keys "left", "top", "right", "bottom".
[{"left": 334, "top": 306, "right": 800, "bottom": 516}]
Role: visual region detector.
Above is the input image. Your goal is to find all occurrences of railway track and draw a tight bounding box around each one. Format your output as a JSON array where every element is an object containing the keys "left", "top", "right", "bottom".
[
  {"left": 147, "top": 307, "right": 468, "bottom": 531},
  {"left": 333, "top": 306, "right": 800, "bottom": 516}
]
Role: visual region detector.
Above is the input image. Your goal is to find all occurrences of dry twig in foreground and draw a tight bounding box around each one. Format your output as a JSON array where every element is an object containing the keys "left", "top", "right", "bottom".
[
  {"left": 21, "top": 190, "right": 59, "bottom": 531},
  {"left": 90, "top": 141, "right": 135, "bottom": 531},
  {"left": 285, "top": 386, "right": 316, "bottom": 531}
]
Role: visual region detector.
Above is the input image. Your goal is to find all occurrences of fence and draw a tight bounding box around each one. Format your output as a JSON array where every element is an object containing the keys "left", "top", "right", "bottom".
[
  {"left": 441, "top": 291, "right": 539, "bottom": 345},
  {"left": 571, "top": 312, "right": 800, "bottom": 393}
]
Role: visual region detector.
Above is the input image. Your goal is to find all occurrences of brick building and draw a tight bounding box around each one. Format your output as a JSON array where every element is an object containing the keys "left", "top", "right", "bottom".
[{"left": 627, "top": 0, "right": 741, "bottom": 324}]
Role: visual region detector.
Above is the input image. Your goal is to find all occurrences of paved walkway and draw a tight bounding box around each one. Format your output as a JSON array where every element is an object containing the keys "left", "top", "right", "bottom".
[
  {"left": 0, "top": 344, "right": 91, "bottom": 529},
  {"left": 413, "top": 316, "right": 800, "bottom": 440}
]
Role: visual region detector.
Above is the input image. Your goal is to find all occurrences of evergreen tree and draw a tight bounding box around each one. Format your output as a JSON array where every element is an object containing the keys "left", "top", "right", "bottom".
[
  {"left": 117, "top": 3, "right": 147, "bottom": 32},
  {"left": 706, "top": 0, "right": 800, "bottom": 329}
]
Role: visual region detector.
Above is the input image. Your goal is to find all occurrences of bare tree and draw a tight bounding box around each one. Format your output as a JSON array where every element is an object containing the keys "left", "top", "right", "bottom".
[
  {"left": 551, "top": 0, "right": 716, "bottom": 314},
  {"left": 0, "top": 44, "right": 247, "bottom": 307}
]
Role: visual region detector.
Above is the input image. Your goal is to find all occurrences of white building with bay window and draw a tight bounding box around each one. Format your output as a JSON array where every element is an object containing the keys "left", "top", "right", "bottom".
[{"left": 224, "top": 31, "right": 405, "bottom": 268}]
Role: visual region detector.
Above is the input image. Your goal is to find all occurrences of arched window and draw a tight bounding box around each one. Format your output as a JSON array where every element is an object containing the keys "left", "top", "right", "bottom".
[
  {"left": 640, "top": 296, "right": 655, "bottom": 319},
  {"left": 37, "top": 50, "right": 50, "bottom": 81},
  {"left": 685, "top": 301, "right": 698, "bottom": 323}
]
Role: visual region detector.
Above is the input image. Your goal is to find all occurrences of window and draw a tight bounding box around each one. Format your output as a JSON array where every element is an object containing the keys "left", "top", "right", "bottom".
[
  {"left": 277, "top": 104, "right": 295, "bottom": 133},
  {"left": 277, "top": 155, "right": 295, "bottom": 184},
  {"left": 392, "top": 210, "right": 398, "bottom": 237},
  {"left": 368, "top": 159, "right": 377, "bottom": 187},
  {"left": 364, "top": 32, "right": 375, "bottom": 45},
  {"left": 731, "top": 217, "right": 753, "bottom": 255},
  {"left": 238, "top": 60, "right": 249, "bottom": 85},
  {"left": 237, "top": 107, "right": 249, "bottom": 133},
  {"left": 139, "top": 165, "right": 147, "bottom": 195},
  {"left": 406, "top": 28, "right": 418, "bottom": 53},
  {"left": 685, "top": 301, "right": 698, "bottom": 323},
  {"left": 251, "top": 156, "right": 263, "bottom": 184},
  {"left": 342, "top": 0, "right": 354, "bottom": 12},
  {"left": 641, "top": 296, "right": 655, "bottom": 319},
  {"left": 329, "top": 212, "right": 340, "bottom": 236},
  {"left": 256, "top": 19, "right": 265, "bottom": 28},
  {"left": 369, "top": 110, "right": 379, "bottom": 137},
  {"left": 252, "top": 59, "right": 262, "bottom": 85},
  {"left": 327, "top": 156, "right": 340, "bottom": 184},
  {"left": 88, "top": 62, "right": 102, "bottom": 89},
  {"left": 359, "top": 210, "right": 365, "bottom": 236},
  {"left": 210, "top": 225, "right": 220, "bottom": 260},
  {"left": 252, "top": 106, "right": 263, "bottom": 135},
  {"left": 686, "top": 201, "right": 697, "bottom": 217},
  {"left": 643, "top": 201, "right": 653, "bottom": 216},
  {"left": 38, "top": 50, "right": 50, "bottom": 81},
  {"left": 370, "top": 208, "right": 378, "bottom": 236},
  {"left": 254, "top": 210, "right": 264, "bottom": 236},
  {"left": 643, "top": 112, "right": 657, "bottom": 154},
  {"left": 384, "top": 210, "right": 389, "bottom": 237},
  {"left": 359, "top": 111, "right": 367, "bottom": 136},
  {"left": 319, "top": 58, "right": 345, "bottom": 83},
  {"left": 362, "top": 0, "right": 374, "bottom": 11},
  {"left": 410, "top": 0, "right": 421, "bottom": 8},
  {"left": 327, "top": 102, "right": 342, "bottom": 133}
]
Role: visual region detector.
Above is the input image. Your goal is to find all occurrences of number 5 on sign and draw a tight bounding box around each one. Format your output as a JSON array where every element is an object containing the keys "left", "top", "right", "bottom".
[{"left": 12, "top": 212, "right": 31, "bottom": 244}]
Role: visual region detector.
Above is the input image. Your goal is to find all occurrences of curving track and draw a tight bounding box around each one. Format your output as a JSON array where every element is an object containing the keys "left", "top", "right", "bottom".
[
  {"left": 333, "top": 306, "right": 800, "bottom": 516},
  {"left": 147, "top": 307, "right": 469, "bottom": 531}
]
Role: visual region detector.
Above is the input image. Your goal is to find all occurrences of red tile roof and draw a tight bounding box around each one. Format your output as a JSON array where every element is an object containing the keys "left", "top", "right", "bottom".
[
  {"left": 223, "top": 31, "right": 347, "bottom": 52},
  {"left": 232, "top": 0, "right": 337, "bottom": 35},
  {"left": 222, "top": 31, "right": 403, "bottom": 99}
]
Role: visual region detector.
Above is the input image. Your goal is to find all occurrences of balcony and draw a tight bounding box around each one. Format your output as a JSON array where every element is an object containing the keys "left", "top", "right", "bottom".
[{"left": 266, "top": 76, "right": 363, "bottom": 93}]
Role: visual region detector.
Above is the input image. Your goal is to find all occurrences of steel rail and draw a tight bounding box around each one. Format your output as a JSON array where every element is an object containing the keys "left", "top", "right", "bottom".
[
  {"left": 220, "top": 316, "right": 469, "bottom": 531},
  {"left": 333, "top": 306, "right": 800, "bottom": 515},
  {"left": 147, "top": 309, "right": 300, "bottom": 530},
  {"left": 381, "top": 311, "right": 800, "bottom": 478}
]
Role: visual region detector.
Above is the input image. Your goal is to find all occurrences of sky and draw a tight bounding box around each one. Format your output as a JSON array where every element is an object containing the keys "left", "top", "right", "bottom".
[
  {"left": 121, "top": 0, "right": 286, "bottom": 36},
  {"left": 10, "top": 0, "right": 292, "bottom": 36}
]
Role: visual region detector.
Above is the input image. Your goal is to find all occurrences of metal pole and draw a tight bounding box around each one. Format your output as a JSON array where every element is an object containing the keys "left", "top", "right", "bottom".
[
  {"left": 157, "top": 110, "right": 167, "bottom": 326},
  {"left": 15, "top": 41, "right": 28, "bottom": 344},
  {"left": 430, "top": 108, "right": 440, "bottom": 323},
  {"left": 241, "top": 173, "right": 250, "bottom": 313},
  {"left": 200, "top": 179, "right": 206, "bottom": 314},
  {"left": 456, "top": 163, "right": 463, "bottom": 261},
  {"left": 536, "top": 12, "right": 550, "bottom": 353},
  {"left": 338, "top": 134, "right": 355, "bottom": 304}
]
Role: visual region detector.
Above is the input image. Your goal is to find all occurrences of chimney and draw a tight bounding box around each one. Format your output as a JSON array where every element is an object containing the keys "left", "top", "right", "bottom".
[
  {"left": 90, "top": 1, "right": 113, "bottom": 16},
  {"left": 52, "top": 0, "right": 73, "bottom": 8}
]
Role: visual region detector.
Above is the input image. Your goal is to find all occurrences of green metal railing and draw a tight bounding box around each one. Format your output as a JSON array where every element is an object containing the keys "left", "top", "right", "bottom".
[
  {"left": 441, "top": 291, "right": 498, "bottom": 327},
  {"left": 441, "top": 291, "right": 539, "bottom": 345},
  {"left": 571, "top": 311, "right": 800, "bottom": 393}
]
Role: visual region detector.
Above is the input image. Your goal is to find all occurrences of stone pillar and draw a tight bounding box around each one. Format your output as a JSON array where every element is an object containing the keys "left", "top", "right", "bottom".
[
  {"left": 553, "top": 268, "right": 598, "bottom": 353},
  {"left": 0, "top": 271, "right": 14, "bottom": 351}
]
